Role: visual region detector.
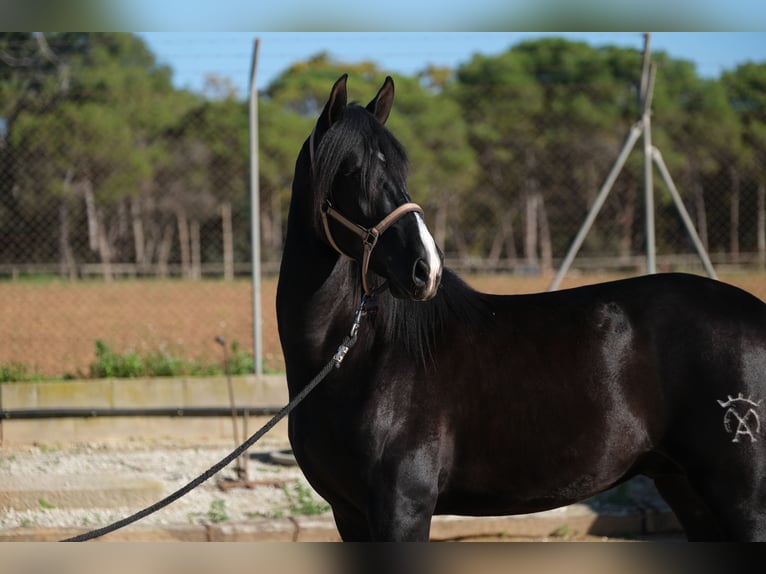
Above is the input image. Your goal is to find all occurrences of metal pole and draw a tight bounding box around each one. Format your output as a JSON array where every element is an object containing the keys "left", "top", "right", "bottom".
[
  {"left": 652, "top": 148, "right": 718, "bottom": 279},
  {"left": 249, "top": 38, "right": 263, "bottom": 376},
  {"left": 216, "top": 336, "right": 246, "bottom": 478},
  {"left": 642, "top": 41, "right": 657, "bottom": 275},
  {"left": 548, "top": 122, "right": 644, "bottom": 291}
]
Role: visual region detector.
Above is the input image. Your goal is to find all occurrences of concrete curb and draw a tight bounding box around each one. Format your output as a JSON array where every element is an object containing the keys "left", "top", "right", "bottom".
[
  {"left": 0, "top": 376, "right": 289, "bottom": 445},
  {"left": 0, "top": 505, "right": 682, "bottom": 542},
  {"left": 0, "top": 474, "right": 165, "bottom": 512}
]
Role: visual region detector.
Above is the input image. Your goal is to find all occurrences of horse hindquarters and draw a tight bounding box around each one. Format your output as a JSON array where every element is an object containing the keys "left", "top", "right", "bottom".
[{"left": 652, "top": 291, "right": 766, "bottom": 541}]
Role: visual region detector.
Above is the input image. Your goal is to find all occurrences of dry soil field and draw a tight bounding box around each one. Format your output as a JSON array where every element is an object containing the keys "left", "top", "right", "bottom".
[{"left": 1, "top": 272, "right": 764, "bottom": 378}]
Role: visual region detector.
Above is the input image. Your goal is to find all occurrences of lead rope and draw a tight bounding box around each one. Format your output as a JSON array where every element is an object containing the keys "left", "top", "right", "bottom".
[{"left": 62, "top": 295, "right": 370, "bottom": 542}]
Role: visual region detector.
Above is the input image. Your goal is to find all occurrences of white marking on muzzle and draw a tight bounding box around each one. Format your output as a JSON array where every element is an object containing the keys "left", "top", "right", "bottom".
[{"left": 415, "top": 213, "right": 442, "bottom": 294}]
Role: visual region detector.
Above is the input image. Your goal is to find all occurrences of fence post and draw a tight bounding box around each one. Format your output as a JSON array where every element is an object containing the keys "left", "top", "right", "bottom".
[{"left": 249, "top": 37, "right": 263, "bottom": 376}]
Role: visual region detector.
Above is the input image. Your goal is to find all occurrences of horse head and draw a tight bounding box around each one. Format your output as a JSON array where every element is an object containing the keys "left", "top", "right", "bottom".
[{"left": 308, "top": 74, "right": 442, "bottom": 301}]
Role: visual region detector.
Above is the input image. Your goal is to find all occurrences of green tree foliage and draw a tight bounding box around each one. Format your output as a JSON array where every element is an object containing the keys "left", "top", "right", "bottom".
[
  {"left": 2, "top": 33, "right": 766, "bottom": 277},
  {"left": 453, "top": 39, "right": 644, "bottom": 261},
  {"left": 721, "top": 62, "right": 766, "bottom": 259},
  {"left": 1, "top": 33, "right": 200, "bottom": 276}
]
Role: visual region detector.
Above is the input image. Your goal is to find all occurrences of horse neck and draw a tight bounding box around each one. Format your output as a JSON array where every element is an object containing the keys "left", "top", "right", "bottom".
[{"left": 278, "top": 153, "right": 360, "bottom": 352}]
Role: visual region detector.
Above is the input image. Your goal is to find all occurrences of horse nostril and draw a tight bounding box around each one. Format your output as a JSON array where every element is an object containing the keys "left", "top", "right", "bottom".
[{"left": 412, "top": 258, "right": 430, "bottom": 289}]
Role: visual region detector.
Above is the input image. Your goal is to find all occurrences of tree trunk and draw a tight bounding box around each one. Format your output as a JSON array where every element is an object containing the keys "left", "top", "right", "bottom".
[
  {"left": 537, "top": 194, "right": 552, "bottom": 272},
  {"left": 694, "top": 181, "right": 709, "bottom": 251},
  {"left": 523, "top": 148, "right": 539, "bottom": 269},
  {"left": 176, "top": 205, "right": 191, "bottom": 279},
  {"left": 503, "top": 212, "right": 518, "bottom": 263},
  {"left": 486, "top": 223, "right": 505, "bottom": 269},
  {"left": 131, "top": 196, "right": 146, "bottom": 268},
  {"left": 487, "top": 210, "right": 516, "bottom": 271},
  {"left": 144, "top": 221, "right": 159, "bottom": 271},
  {"left": 434, "top": 195, "right": 448, "bottom": 253},
  {"left": 730, "top": 168, "right": 740, "bottom": 262},
  {"left": 190, "top": 219, "right": 201, "bottom": 280},
  {"left": 58, "top": 198, "right": 77, "bottom": 281},
  {"left": 59, "top": 170, "right": 77, "bottom": 281},
  {"left": 222, "top": 201, "right": 234, "bottom": 280},
  {"left": 83, "top": 179, "right": 98, "bottom": 252},
  {"left": 156, "top": 223, "right": 175, "bottom": 279},
  {"left": 524, "top": 191, "right": 539, "bottom": 268},
  {"left": 96, "top": 207, "right": 113, "bottom": 283},
  {"left": 758, "top": 182, "right": 765, "bottom": 269},
  {"left": 452, "top": 227, "right": 471, "bottom": 262},
  {"left": 271, "top": 190, "right": 283, "bottom": 253},
  {"left": 618, "top": 184, "right": 637, "bottom": 260}
]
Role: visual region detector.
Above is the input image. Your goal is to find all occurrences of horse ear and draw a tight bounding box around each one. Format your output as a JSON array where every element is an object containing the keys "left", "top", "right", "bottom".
[
  {"left": 366, "top": 76, "right": 395, "bottom": 125},
  {"left": 318, "top": 74, "right": 348, "bottom": 129}
]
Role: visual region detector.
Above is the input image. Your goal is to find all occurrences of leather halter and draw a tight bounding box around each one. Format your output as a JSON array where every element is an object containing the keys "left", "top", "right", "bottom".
[
  {"left": 310, "top": 127, "right": 424, "bottom": 295},
  {"left": 322, "top": 200, "right": 424, "bottom": 296}
]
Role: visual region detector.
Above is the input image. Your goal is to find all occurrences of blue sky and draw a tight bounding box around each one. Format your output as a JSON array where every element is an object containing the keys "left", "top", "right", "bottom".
[{"left": 136, "top": 32, "right": 766, "bottom": 99}]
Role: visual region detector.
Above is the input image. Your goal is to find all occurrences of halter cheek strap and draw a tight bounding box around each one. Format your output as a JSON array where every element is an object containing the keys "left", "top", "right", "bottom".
[{"left": 322, "top": 201, "right": 424, "bottom": 296}]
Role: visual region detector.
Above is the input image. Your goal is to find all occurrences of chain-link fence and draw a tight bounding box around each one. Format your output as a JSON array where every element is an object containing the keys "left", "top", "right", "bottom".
[{"left": 2, "top": 33, "right": 765, "bottom": 379}]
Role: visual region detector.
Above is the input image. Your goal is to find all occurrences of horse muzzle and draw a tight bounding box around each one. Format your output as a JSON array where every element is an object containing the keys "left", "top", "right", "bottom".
[
  {"left": 410, "top": 256, "right": 442, "bottom": 301},
  {"left": 390, "top": 217, "right": 443, "bottom": 301}
]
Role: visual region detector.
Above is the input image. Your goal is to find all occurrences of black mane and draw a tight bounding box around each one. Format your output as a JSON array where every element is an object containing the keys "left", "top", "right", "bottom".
[{"left": 376, "top": 267, "right": 493, "bottom": 369}]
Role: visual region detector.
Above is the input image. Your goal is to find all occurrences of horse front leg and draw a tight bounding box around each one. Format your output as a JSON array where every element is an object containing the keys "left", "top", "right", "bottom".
[
  {"left": 332, "top": 503, "right": 373, "bottom": 542},
  {"left": 367, "top": 444, "right": 442, "bottom": 542}
]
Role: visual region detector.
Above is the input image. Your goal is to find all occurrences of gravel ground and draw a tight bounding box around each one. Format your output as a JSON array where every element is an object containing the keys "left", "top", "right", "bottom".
[
  {"left": 0, "top": 435, "right": 675, "bottom": 540},
  {"left": 0, "top": 436, "right": 322, "bottom": 531}
]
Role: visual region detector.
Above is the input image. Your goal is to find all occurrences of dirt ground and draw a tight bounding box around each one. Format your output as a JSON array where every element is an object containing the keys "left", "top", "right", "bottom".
[{"left": 1, "top": 271, "right": 765, "bottom": 378}]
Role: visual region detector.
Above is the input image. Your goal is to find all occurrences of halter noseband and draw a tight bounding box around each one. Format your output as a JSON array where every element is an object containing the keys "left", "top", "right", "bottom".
[{"left": 310, "top": 127, "right": 424, "bottom": 296}]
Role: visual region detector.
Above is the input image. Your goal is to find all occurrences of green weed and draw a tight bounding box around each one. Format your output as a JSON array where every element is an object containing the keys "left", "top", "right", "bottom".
[
  {"left": 282, "top": 482, "right": 331, "bottom": 517},
  {"left": 20, "top": 517, "right": 37, "bottom": 528},
  {"left": 89, "top": 339, "right": 255, "bottom": 378},
  {"left": 188, "top": 499, "right": 230, "bottom": 525},
  {"left": 0, "top": 362, "right": 45, "bottom": 382},
  {"left": 1, "top": 338, "right": 259, "bottom": 381}
]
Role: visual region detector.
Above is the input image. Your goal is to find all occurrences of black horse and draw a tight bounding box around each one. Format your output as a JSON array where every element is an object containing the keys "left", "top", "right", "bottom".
[{"left": 277, "top": 74, "right": 766, "bottom": 541}]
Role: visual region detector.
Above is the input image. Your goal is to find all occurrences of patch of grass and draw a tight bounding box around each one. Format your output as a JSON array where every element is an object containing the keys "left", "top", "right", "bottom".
[
  {"left": 207, "top": 499, "right": 229, "bottom": 523},
  {"left": 549, "top": 524, "right": 570, "bottom": 538},
  {"left": 38, "top": 498, "right": 56, "bottom": 509},
  {"left": 20, "top": 517, "right": 37, "bottom": 528},
  {"left": 225, "top": 340, "right": 255, "bottom": 375},
  {"left": 0, "top": 362, "right": 45, "bottom": 382},
  {"left": 247, "top": 482, "right": 329, "bottom": 520},
  {"left": 282, "top": 482, "right": 331, "bottom": 517},
  {"left": 0, "top": 454, "right": 17, "bottom": 467},
  {"left": 1, "top": 337, "right": 259, "bottom": 381},
  {"left": 188, "top": 499, "right": 230, "bottom": 525},
  {"left": 246, "top": 509, "right": 285, "bottom": 520},
  {"left": 88, "top": 339, "right": 255, "bottom": 379}
]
